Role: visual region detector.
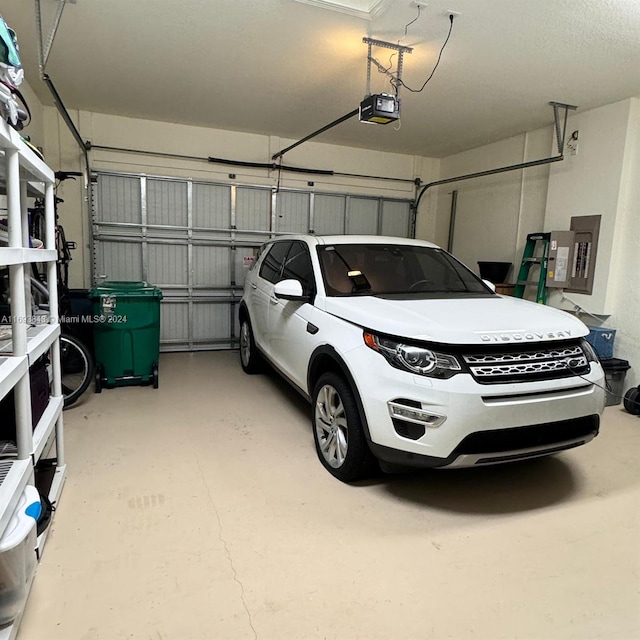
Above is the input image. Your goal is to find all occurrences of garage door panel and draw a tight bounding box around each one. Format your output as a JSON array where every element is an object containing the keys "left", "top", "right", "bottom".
[
  {"left": 147, "top": 180, "right": 188, "bottom": 227},
  {"left": 148, "top": 244, "right": 188, "bottom": 286},
  {"left": 381, "top": 201, "right": 410, "bottom": 237},
  {"left": 193, "top": 245, "right": 230, "bottom": 288},
  {"left": 94, "top": 225, "right": 141, "bottom": 239},
  {"left": 277, "top": 192, "right": 310, "bottom": 233},
  {"left": 347, "top": 198, "right": 378, "bottom": 235},
  {"left": 161, "top": 301, "right": 189, "bottom": 343},
  {"left": 314, "top": 195, "right": 345, "bottom": 235},
  {"left": 96, "top": 240, "right": 143, "bottom": 281},
  {"left": 234, "top": 245, "right": 262, "bottom": 289},
  {"left": 146, "top": 228, "right": 189, "bottom": 240},
  {"left": 236, "top": 187, "right": 270, "bottom": 232},
  {"left": 192, "top": 302, "right": 231, "bottom": 343},
  {"left": 96, "top": 175, "right": 141, "bottom": 224},
  {"left": 193, "top": 183, "right": 230, "bottom": 229}
]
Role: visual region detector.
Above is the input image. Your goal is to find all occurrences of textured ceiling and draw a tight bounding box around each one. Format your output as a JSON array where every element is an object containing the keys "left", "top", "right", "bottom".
[{"left": 2, "top": 0, "right": 640, "bottom": 157}]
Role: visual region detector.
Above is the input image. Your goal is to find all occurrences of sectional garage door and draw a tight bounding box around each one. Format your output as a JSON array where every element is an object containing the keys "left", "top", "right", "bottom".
[{"left": 92, "top": 171, "right": 412, "bottom": 351}]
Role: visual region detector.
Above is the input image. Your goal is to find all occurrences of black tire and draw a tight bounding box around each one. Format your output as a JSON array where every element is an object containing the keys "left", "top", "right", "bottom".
[
  {"left": 152, "top": 361, "right": 159, "bottom": 389},
  {"left": 239, "top": 317, "right": 262, "bottom": 374},
  {"left": 623, "top": 387, "right": 640, "bottom": 415},
  {"left": 312, "top": 372, "right": 376, "bottom": 482},
  {"left": 95, "top": 365, "right": 103, "bottom": 394},
  {"left": 60, "top": 333, "right": 94, "bottom": 408}
]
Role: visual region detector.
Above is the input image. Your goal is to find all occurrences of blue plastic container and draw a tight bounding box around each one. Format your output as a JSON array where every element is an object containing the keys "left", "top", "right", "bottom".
[{"left": 586, "top": 326, "right": 616, "bottom": 360}]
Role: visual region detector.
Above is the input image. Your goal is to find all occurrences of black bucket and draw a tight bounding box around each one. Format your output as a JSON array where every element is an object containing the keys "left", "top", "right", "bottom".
[{"left": 478, "top": 261, "right": 512, "bottom": 283}]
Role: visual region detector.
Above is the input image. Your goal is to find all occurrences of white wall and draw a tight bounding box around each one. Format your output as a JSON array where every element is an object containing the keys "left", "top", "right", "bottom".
[
  {"left": 602, "top": 98, "right": 640, "bottom": 387},
  {"left": 43, "top": 107, "right": 441, "bottom": 289},
  {"left": 430, "top": 126, "right": 553, "bottom": 279},
  {"left": 545, "top": 99, "right": 632, "bottom": 315}
]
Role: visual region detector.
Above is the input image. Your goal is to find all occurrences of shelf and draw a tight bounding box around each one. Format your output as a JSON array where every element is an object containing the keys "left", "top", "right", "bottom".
[
  {"left": 0, "top": 118, "right": 61, "bottom": 640},
  {"left": 32, "top": 396, "right": 63, "bottom": 463},
  {"left": 0, "top": 550, "right": 37, "bottom": 640},
  {"left": 0, "top": 356, "right": 28, "bottom": 403},
  {"left": 0, "top": 324, "right": 61, "bottom": 366},
  {"left": 36, "top": 464, "right": 66, "bottom": 559},
  {"left": 0, "top": 122, "right": 54, "bottom": 185},
  {"left": 26, "top": 325, "right": 60, "bottom": 366},
  {"left": 0, "top": 248, "right": 57, "bottom": 267},
  {"left": 0, "top": 459, "right": 32, "bottom": 536}
]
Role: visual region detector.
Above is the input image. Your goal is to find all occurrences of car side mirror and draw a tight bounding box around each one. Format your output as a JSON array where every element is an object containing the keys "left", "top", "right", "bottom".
[
  {"left": 482, "top": 279, "right": 496, "bottom": 292},
  {"left": 274, "top": 279, "right": 309, "bottom": 301}
]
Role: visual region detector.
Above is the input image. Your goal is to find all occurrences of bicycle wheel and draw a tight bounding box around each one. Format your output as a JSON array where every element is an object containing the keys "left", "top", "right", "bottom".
[{"left": 59, "top": 333, "right": 94, "bottom": 408}]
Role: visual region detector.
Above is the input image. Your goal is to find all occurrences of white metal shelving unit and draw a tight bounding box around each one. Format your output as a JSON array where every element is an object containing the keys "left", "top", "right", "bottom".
[{"left": 0, "top": 119, "right": 66, "bottom": 640}]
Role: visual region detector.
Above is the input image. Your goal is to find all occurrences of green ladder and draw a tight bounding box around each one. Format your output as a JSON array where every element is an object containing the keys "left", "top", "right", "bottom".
[{"left": 513, "top": 232, "right": 551, "bottom": 304}]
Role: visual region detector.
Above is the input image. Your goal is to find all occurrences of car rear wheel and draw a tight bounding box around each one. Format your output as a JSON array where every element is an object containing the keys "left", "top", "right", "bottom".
[
  {"left": 239, "top": 318, "right": 262, "bottom": 374},
  {"left": 312, "top": 372, "right": 375, "bottom": 482}
]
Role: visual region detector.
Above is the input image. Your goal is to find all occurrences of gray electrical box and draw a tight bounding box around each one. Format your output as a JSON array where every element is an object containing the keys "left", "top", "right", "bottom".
[
  {"left": 546, "top": 231, "right": 574, "bottom": 288},
  {"left": 566, "top": 215, "right": 601, "bottom": 295},
  {"left": 546, "top": 215, "right": 601, "bottom": 294}
]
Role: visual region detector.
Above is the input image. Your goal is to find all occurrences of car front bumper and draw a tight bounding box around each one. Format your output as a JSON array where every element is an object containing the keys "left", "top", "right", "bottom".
[{"left": 347, "top": 345, "right": 605, "bottom": 468}]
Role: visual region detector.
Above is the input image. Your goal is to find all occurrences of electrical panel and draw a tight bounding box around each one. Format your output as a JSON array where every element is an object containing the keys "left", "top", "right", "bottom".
[
  {"left": 566, "top": 215, "right": 601, "bottom": 295},
  {"left": 546, "top": 215, "right": 601, "bottom": 293},
  {"left": 546, "top": 231, "right": 574, "bottom": 288}
]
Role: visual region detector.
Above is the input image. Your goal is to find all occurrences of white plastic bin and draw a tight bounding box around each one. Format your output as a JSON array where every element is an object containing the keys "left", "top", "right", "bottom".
[{"left": 0, "top": 485, "right": 41, "bottom": 627}]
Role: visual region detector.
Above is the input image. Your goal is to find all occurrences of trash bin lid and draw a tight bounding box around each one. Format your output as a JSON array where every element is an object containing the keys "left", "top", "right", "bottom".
[
  {"left": 88, "top": 281, "right": 163, "bottom": 299},
  {"left": 599, "top": 357, "right": 630, "bottom": 371}
]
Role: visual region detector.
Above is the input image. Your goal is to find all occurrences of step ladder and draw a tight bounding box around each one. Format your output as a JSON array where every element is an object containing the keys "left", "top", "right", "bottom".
[{"left": 513, "top": 232, "right": 551, "bottom": 304}]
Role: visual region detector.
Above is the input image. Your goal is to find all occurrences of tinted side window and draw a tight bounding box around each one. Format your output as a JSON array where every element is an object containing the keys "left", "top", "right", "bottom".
[
  {"left": 259, "top": 241, "right": 292, "bottom": 284},
  {"left": 282, "top": 241, "right": 316, "bottom": 296}
]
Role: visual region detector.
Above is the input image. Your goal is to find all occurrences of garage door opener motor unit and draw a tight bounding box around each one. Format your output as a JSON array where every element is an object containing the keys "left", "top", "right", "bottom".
[
  {"left": 360, "top": 93, "right": 400, "bottom": 124},
  {"left": 359, "top": 38, "right": 411, "bottom": 125}
]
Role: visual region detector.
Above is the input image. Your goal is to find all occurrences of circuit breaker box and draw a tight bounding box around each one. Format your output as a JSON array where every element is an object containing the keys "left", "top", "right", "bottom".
[
  {"left": 546, "top": 231, "right": 574, "bottom": 288},
  {"left": 567, "top": 215, "right": 601, "bottom": 295},
  {"left": 546, "top": 215, "right": 601, "bottom": 294}
]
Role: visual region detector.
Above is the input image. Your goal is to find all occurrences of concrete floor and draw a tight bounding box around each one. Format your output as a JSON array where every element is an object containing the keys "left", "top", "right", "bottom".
[{"left": 18, "top": 352, "right": 640, "bottom": 640}]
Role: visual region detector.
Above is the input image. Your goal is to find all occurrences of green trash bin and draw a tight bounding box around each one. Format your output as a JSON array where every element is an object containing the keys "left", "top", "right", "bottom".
[{"left": 89, "top": 281, "right": 163, "bottom": 391}]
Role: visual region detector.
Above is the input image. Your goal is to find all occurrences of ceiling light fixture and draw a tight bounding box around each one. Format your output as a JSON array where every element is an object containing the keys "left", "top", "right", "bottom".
[{"left": 292, "top": 0, "right": 393, "bottom": 20}]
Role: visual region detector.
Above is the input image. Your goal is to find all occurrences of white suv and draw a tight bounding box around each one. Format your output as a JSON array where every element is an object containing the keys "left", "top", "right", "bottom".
[{"left": 239, "top": 235, "right": 605, "bottom": 482}]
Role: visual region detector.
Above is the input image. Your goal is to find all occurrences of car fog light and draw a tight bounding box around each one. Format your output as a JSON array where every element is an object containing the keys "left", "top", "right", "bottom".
[{"left": 388, "top": 402, "right": 445, "bottom": 428}]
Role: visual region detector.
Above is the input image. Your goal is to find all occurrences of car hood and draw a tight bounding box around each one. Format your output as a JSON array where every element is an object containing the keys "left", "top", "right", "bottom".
[{"left": 322, "top": 294, "right": 588, "bottom": 345}]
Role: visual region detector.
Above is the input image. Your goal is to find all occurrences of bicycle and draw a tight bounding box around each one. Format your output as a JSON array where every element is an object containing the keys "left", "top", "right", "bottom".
[
  {"left": 28, "top": 171, "right": 95, "bottom": 408},
  {"left": 29, "top": 276, "right": 94, "bottom": 408}
]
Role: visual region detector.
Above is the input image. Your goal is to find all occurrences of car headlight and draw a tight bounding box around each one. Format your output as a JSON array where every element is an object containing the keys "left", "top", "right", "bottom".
[
  {"left": 364, "top": 332, "right": 461, "bottom": 378},
  {"left": 579, "top": 338, "right": 600, "bottom": 363}
]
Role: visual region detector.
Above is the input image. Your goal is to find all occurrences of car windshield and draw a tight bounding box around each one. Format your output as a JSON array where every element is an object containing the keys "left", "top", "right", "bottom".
[{"left": 317, "top": 244, "right": 493, "bottom": 298}]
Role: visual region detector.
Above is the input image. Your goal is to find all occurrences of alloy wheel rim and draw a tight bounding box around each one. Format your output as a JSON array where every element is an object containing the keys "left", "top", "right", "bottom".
[
  {"left": 240, "top": 322, "right": 251, "bottom": 366},
  {"left": 315, "top": 384, "right": 348, "bottom": 468}
]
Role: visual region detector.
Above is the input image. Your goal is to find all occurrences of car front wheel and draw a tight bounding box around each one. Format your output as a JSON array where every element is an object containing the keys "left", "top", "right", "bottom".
[{"left": 312, "top": 372, "right": 375, "bottom": 482}]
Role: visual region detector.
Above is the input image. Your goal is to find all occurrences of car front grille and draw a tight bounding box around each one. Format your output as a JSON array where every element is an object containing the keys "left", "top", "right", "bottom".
[
  {"left": 453, "top": 414, "right": 600, "bottom": 454},
  {"left": 462, "top": 342, "right": 590, "bottom": 384}
]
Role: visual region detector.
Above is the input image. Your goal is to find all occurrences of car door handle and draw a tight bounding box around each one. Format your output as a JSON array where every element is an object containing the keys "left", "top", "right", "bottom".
[
  {"left": 270, "top": 296, "right": 279, "bottom": 304},
  {"left": 250, "top": 283, "right": 257, "bottom": 289}
]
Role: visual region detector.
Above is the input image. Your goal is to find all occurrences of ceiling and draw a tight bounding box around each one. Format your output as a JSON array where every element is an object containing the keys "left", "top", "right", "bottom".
[{"left": 3, "top": 0, "right": 640, "bottom": 158}]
